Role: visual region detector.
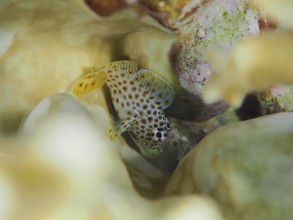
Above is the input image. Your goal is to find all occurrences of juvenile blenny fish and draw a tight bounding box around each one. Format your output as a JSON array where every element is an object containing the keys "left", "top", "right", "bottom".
[{"left": 72, "top": 61, "right": 175, "bottom": 149}]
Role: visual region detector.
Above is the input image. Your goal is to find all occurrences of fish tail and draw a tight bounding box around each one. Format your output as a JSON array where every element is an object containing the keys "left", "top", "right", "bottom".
[{"left": 72, "top": 69, "right": 106, "bottom": 96}]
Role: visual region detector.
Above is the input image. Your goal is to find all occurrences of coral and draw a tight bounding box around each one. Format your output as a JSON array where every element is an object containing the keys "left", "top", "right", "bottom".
[
  {"left": 146, "top": 108, "right": 238, "bottom": 173},
  {"left": 155, "top": 0, "right": 261, "bottom": 132},
  {"left": 169, "top": 0, "right": 260, "bottom": 95},
  {"left": 0, "top": 0, "right": 231, "bottom": 178},
  {"left": 0, "top": 93, "right": 224, "bottom": 220},
  {"left": 1, "top": 0, "right": 293, "bottom": 219},
  {"left": 255, "top": 0, "right": 293, "bottom": 29},
  {"left": 0, "top": 0, "right": 177, "bottom": 133},
  {"left": 85, "top": 0, "right": 137, "bottom": 16},
  {"left": 139, "top": 0, "right": 210, "bottom": 30},
  {"left": 166, "top": 112, "right": 293, "bottom": 220},
  {"left": 203, "top": 31, "right": 293, "bottom": 107},
  {"left": 203, "top": 0, "right": 293, "bottom": 107},
  {"left": 0, "top": 1, "right": 228, "bottom": 218},
  {"left": 257, "top": 85, "right": 293, "bottom": 114}
]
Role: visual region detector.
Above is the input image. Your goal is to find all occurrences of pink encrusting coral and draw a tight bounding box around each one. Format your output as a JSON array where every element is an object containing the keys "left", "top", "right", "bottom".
[
  {"left": 271, "top": 85, "right": 287, "bottom": 97},
  {"left": 170, "top": 0, "right": 260, "bottom": 95},
  {"left": 179, "top": 63, "right": 213, "bottom": 94}
]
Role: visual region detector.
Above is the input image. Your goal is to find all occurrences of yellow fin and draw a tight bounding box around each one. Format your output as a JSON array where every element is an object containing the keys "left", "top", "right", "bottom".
[
  {"left": 72, "top": 70, "right": 105, "bottom": 96},
  {"left": 107, "top": 128, "right": 120, "bottom": 141},
  {"left": 106, "top": 117, "right": 134, "bottom": 141}
]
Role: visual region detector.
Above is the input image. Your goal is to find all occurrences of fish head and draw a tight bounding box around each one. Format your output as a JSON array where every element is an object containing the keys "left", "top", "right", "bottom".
[{"left": 147, "top": 113, "right": 172, "bottom": 149}]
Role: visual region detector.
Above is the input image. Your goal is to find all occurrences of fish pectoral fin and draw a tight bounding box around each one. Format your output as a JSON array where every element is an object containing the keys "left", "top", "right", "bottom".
[
  {"left": 106, "top": 117, "right": 134, "bottom": 141},
  {"left": 107, "top": 128, "right": 120, "bottom": 141},
  {"left": 72, "top": 70, "right": 105, "bottom": 96},
  {"left": 136, "top": 69, "right": 175, "bottom": 109}
]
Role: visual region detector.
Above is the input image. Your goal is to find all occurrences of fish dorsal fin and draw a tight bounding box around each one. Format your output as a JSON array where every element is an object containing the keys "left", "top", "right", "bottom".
[
  {"left": 107, "top": 117, "right": 135, "bottom": 141},
  {"left": 135, "top": 69, "right": 175, "bottom": 109},
  {"left": 102, "top": 61, "right": 138, "bottom": 78},
  {"left": 72, "top": 70, "right": 105, "bottom": 96},
  {"left": 84, "top": 64, "right": 102, "bottom": 73}
]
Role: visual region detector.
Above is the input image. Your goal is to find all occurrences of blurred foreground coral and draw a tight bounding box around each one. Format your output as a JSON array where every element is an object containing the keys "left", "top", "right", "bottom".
[
  {"left": 0, "top": 94, "right": 223, "bottom": 220},
  {"left": 166, "top": 112, "right": 293, "bottom": 220},
  {"left": 203, "top": 0, "right": 293, "bottom": 107}
]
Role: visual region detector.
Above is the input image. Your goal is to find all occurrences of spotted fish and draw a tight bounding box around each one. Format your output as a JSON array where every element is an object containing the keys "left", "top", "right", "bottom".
[{"left": 72, "top": 61, "right": 175, "bottom": 149}]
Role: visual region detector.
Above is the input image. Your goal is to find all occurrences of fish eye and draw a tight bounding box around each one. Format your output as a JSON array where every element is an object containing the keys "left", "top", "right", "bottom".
[
  {"left": 156, "top": 132, "right": 162, "bottom": 138},
  {"left": 151, "top": 127, "right": 169, "bottom": 144}
]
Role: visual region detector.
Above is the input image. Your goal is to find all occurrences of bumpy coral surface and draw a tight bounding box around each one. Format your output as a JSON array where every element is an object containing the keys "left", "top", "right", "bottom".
[
  {"left": 166, "top": 113, "right": 293, "bottom": 220},
  {"left": 85, "top": 0, "right": 137, "bottom": 16},
  {"left": 257, "top": 85, "right": 293, "bottom": 114},
  {"left": 203, "top": 31, "right": 293, "bottom": 107},
  {"left": 0, "top": 93, "right": 223, "bottom": 220},
  {"left": 203, "top": 0, "right": 293, "bottom": 107},
  {"left": 169, "top": 0, "right": 260, "bottom": 95}
]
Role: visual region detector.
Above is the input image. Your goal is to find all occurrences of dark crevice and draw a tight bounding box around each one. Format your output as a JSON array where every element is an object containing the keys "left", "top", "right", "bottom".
[{"left": 236, "top": 93, "right": 262, "bottom": 120}]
